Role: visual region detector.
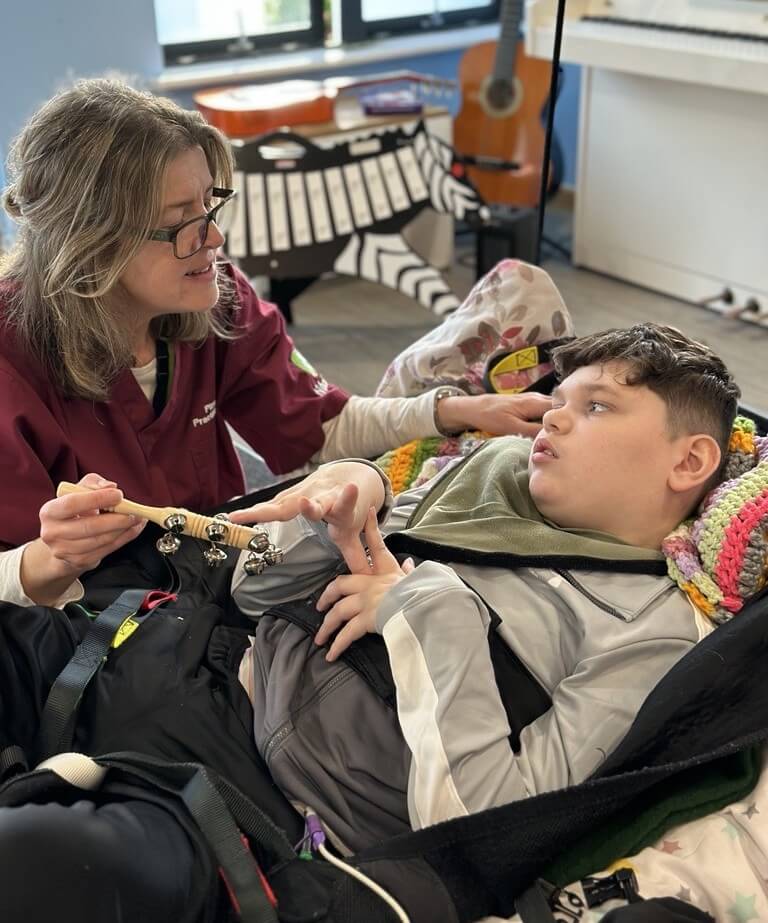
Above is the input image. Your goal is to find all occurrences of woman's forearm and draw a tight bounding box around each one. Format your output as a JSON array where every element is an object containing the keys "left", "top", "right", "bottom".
[{"left": 18, "top": 539, "right": 84, "bottom": 607}]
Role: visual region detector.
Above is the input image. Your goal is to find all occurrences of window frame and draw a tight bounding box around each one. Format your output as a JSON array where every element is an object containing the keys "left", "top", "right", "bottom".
[
  {"left": 159, "top": 0, "right": 326, "bottom": 67},
  {"left": 339, "top": 0, "right": 500, "bottom": 44}
]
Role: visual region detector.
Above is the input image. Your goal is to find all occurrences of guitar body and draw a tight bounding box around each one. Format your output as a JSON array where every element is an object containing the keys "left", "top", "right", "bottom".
[
  {"left": 195, "top": 72, "right": 455, "bottom": 140},
  {"left": 454, "top": 39, "right": 552, "bottom": 208},
  {"left": 195, "top": 81, "right": 337, "bottom": 139}
]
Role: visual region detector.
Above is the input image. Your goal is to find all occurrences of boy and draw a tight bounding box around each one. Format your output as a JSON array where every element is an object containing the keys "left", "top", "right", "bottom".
[{"left": 228, "top": 322, "right": 740, "bottom": 853}]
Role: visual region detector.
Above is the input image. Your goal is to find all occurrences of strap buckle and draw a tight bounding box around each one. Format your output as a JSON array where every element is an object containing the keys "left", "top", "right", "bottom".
[{"left": 582, "top": 867, "right": 641, "bottom": 908}]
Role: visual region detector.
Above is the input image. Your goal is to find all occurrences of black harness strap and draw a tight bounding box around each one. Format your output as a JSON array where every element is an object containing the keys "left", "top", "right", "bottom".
[
  {"left": 36, "top": 588, "right": 149, "bottom": 761},
  {"left": 0, "top": 745, "right": 27, "bottom": 783},
  {"left": 95, "top": 753, "right": 301, "bottom": 922}
]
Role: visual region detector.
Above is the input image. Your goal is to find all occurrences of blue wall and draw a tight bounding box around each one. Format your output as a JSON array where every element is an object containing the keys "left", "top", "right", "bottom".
[{"left": 0, "top": 1, "right": 580, "bottom": 249}]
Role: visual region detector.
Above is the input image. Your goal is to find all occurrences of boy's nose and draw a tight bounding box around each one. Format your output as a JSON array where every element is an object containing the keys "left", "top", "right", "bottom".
[{"left": 542, "top": 405, "right": 570, "bottom": 432}]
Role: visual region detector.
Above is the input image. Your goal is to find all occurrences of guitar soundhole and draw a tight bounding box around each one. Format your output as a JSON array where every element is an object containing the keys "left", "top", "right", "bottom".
[
  {"left": 479, "top": 76, "right": 524, "bottom": 118},
  {"left": 487, "top": 79, "right": 515, "bottom": 111}
]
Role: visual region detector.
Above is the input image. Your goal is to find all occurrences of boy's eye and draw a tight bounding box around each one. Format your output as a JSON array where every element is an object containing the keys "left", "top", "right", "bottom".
[{"left": 588, "top": 401, "right": 609, "bottom": 413}]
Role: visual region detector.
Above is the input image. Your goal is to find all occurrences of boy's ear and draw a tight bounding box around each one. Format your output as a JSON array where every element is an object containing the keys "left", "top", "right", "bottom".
[{"left": 668, "top": 434, "right": 722, "bottom": 493}]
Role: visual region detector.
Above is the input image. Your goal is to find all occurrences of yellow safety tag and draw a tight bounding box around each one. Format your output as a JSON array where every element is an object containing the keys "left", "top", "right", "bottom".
[
  {"left": 487, "top": 346, "right": 541, "bottom": 394},
  {"left": 111, "top": 616, "right": 140, "bottom": 649}
]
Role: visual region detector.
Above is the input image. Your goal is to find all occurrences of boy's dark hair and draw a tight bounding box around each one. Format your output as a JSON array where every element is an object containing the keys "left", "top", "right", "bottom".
[{"left": 551, "top": 323, "right": 741, "bottom": 466}]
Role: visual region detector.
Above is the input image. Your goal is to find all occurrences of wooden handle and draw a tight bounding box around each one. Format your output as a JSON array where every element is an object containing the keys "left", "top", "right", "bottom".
[{"left": 56, "top": 482, "right": 264, "bottom": 551}]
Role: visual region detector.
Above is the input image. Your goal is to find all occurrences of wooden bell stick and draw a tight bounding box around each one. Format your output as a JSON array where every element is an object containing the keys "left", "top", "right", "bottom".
[{"left": 56, "top": 482, "right": 266, "bottom": 551}]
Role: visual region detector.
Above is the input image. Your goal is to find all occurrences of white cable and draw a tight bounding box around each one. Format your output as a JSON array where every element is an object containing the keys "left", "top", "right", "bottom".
[{"left": 316, "top": 841, "right": 411, "bottom": 923}]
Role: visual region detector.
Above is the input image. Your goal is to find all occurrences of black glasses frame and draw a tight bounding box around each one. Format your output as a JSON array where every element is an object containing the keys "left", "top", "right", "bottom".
[{"left": 149, "top": 187, "right": 236, "bottom": 259}]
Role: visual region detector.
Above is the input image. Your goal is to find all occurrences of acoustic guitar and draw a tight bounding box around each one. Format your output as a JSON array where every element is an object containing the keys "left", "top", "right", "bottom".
[
  {"left": 453, "top": 0, "right": 554, "bottom": 208},
  {"left": 195, "top": 71, "right": 456, "bottom": 139}
]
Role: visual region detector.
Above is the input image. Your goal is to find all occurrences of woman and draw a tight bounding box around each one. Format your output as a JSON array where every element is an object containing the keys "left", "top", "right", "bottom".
[{"left": 0, "top": 78, "right": 549, "bottom": 607}]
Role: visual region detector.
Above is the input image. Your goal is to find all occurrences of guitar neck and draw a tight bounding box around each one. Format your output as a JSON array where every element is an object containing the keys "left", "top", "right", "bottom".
[{"left": 493, "top": 0, "right": 525, "bottom": 82}]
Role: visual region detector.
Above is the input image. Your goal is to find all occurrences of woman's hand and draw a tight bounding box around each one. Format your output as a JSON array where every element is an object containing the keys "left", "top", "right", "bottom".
[
  {"left": 21, "top": 472, "right": 145, "bottom": 605},
  {"left": 314, "top": 508, "right": 415, "bottom": 661},
  {"left": 437, "top": 392, "right": 552, "bottom": 438},
  {"left": 228, "top": 461, "right": 386, "bottom": 573}
]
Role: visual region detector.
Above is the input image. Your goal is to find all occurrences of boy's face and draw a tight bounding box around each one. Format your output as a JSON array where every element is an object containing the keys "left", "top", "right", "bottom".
[{"left": 528, "top": 361, "right": 683, "bottom": 540}]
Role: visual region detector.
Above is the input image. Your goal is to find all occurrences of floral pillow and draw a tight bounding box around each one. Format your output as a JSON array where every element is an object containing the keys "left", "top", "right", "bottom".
[{"left": 375, "top": 259, "right": 575, "bottom": 398}]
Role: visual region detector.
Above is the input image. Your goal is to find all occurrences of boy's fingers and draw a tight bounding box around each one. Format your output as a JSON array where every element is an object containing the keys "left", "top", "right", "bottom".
[
  {"left": 316, "top": 574, "right": 365, "bottom": 612},
  {"left": 336, "top": 534, "right": 370, "bottom": 576},
  {"left": 315, "top": 595, "right": 361, "bottom": 646},
  {"left": 326, "top": 617, "right": 368, "bottom": 662},
  {"left": 326, "top": 482, "right": 359, "bottom": 523},
  {"left": 364, "top": 509, "right": 398, "bottom": 574},
  {"left": 402, "top": 557, "right": 416, "bottom": 575}
]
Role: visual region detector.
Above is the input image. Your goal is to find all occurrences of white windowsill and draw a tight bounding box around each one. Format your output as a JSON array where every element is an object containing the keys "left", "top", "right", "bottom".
[{"left": 154, "top": 23, "right": 498, "bottom": 92}]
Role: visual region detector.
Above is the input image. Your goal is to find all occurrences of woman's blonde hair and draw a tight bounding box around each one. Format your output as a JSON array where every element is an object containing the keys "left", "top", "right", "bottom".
[{"left": 1, "top": 77, "right": 236, "bottom": 400}]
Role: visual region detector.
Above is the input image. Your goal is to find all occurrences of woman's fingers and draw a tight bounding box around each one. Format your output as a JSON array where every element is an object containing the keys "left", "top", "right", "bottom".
[
  {"left": 47, "top": 519, "right": 146, "bottom": 571},
  {"left": 42, "top": 485, "right": 125, "bottom": 522}
]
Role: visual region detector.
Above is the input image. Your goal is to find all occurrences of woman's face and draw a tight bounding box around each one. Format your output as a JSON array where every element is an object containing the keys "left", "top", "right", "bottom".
[{"left": 117, "top": 146, "right": 225, "bottom": 323}]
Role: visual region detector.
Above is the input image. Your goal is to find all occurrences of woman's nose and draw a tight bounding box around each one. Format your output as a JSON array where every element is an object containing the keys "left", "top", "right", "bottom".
[{"left": 205, "top": 217, "right": 226, "bottom": 249}]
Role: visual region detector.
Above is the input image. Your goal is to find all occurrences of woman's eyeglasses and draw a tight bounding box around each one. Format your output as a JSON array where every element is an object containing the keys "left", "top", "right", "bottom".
[{"left": 148, "top": 187, "right": 236, "bottom": 259}]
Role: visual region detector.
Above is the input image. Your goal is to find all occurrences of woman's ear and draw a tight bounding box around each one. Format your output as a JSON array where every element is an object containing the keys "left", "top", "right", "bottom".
[{"left": 668, "top": 434, "right": 722, "bottom": 494}]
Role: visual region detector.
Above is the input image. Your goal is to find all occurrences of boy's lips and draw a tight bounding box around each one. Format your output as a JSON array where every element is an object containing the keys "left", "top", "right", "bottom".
[{"left": 532, "top": 437, "right": 558, "bottom": 460}]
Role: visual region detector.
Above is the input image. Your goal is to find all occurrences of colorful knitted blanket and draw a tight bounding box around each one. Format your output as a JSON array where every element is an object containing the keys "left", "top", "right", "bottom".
[
  {"left": 663, "top": 416, "right": 768, "bottom": 623},
  {"left": 375, "top": 431, "right": 492, "bottom": 495}
]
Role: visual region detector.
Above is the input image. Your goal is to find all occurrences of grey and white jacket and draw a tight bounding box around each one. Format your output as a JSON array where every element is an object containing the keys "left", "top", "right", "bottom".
[{"left": 232, "top": 466, "right": 712, "bottom": 853}]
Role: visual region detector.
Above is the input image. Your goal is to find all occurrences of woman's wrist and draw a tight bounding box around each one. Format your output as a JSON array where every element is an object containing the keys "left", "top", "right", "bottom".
[
  {"left": 434, "top": 392, "right": 471, "bottom": 437},
  {"left": 20, "top": 539, "right": 83, "bottom": 606}
]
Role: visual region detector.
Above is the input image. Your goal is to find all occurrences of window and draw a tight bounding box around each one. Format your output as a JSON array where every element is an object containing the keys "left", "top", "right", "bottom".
[
  {"left": 155, "top": 0, "right": 325, "bottom": 66},
  {"left": 154, "top": 0, "right": 499, "bottom": 66},
  {"left": 341, "top": 0, "right": 499, "bottom": 43}
]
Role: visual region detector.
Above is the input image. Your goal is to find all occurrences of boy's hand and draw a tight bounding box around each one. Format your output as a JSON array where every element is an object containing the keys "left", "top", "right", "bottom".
[
  {"left": 315, "top": 509, "right": 415, "bottom": 661},
  {"left": 228, "top": 462, "right": 386, "bottom": 572}
]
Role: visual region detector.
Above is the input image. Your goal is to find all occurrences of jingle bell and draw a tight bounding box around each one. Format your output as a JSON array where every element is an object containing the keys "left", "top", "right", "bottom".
[
  {"left": 203, "top": 545, "right": 228, "bottom": 568},
  {"left": 163, "top": 512, "right": 187, "bottom": 534},
  {"left": 156, "top": 532, "right": 181, "bottom": 555},
  {"left": 248, "top": 531, "right": 270, "bottom": 554},
  {"left": 263, "top": 547, "right": 284, "bottom": 566},
  {"left": 206, "top": 520, "right": 229, "bottom": 542},
  {"left": 243, "top": 553, "right": 266, "bottom": 576}
]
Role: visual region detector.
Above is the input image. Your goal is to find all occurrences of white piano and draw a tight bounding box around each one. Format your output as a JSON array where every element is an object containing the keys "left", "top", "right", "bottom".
[{"left": 526, "top": 0, "right": 768, "bottom": 323}]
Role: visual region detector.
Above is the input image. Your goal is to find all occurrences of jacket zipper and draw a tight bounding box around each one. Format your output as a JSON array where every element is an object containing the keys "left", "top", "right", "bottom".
[
  {"left": 554, "top": 568, "right": 628, "bottom": 621},
  {"left": 263, "top": 668, "right": 351, "bottom": 763}
]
